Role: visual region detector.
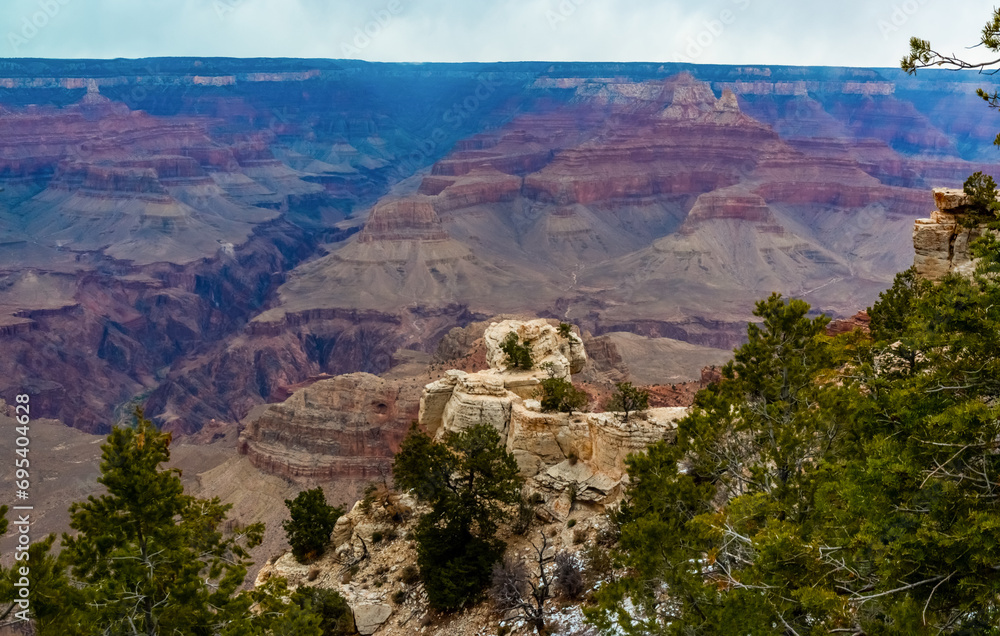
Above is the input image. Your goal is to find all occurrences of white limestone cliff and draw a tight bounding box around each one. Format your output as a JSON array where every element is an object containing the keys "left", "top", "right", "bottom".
[
  {"left": 417, "top": 318, "right": 685, "bottom": 521},
  {"left": 913, "top": 187, "right": 990, "bottom": 281}
]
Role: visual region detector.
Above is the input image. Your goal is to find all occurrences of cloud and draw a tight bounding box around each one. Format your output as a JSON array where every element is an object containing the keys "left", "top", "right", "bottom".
[{"left": 0, "top": 0, "right": 994, "bottom": 67}]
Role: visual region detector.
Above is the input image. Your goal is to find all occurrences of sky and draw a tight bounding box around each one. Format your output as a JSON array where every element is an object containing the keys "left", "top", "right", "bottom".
[{"left": 0, "top": 0, "right": 998, "bottom": 68}]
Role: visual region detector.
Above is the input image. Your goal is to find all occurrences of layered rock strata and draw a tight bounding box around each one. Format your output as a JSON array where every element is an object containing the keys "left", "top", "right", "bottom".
[
  {"left": 417, "top": 318, "right": 684, "bottom": 519},
  {"left": 238, "top": 373, "right": 421, "bottom": 481},
  {"left": 418, "top": 319, "right": 587, "bottom": 439},
  {"left": 913, "top": 187, "right": 991, "bottom": 281}
]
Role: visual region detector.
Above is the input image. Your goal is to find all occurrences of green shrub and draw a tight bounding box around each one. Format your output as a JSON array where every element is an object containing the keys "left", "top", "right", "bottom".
[
  {"left": 500, "top": 331, "right": 533, "bottom": 370},
  {"left": 282, "top": 487, "right": 344, "bottom": 563},
  {"left": 416, "top": 523, "right": 504, "bottom": 611},
  {"left": 399, "top": 564, "right": 420, "bottom": 585},
  {"left": 558, "top": 322, "right": 573, "bottom": 338},
  {"left": 963, "top": 170, "right": 1000, "bottom": 223},
  {"left": 289, "top": 587, "right": 356, "bottom": 636},
  {"left": 604, "top": 381, "right": 650, "bottom": 423},
  {"left": 537, "top": 377, "right": 589, "bottom": 413},
  {"left": 391, "top": 589, "right": 408, "bottom": 605}
]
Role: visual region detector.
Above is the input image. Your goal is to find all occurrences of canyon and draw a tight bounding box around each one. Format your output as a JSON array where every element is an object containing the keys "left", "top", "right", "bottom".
[
  {"left": 3, "top": 60, "right": 999, "bottom": 613},
  {"left": 2, "top": 56, "right": 999, "bottom": 636},
  {"left": 1, "top": 58, "right": 998, "bottom": 457}
]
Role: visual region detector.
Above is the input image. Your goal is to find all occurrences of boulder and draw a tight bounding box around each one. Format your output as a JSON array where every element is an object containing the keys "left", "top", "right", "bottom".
[
  {"left": 507, "top": 405, "right": 572, "bottom": 469},
  {"left": 933, "top": 187, "right": 972, "bottom": 213},
  {"left": 535, "top": 460, "right": 622, "bottom": 503},
  {"left": 352, "top": 603, "right": 392, "bottom": 635},
  {"left": 331, "top": 515, "right": 354, "bottom": 548},
  {"left": 588, "top": 408, "right": 685, "bottom": 480},
  {"left": 507, "top": 403, "right": 594, "bottom": 473}
]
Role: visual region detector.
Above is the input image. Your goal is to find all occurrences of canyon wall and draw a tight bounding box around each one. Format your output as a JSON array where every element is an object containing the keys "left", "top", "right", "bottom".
[
  {"left": 238, "top": 373, "right": 420, "bottom": 481},
  {"left": 3, "top": 60, "right": 1000, "bottom": 433}
]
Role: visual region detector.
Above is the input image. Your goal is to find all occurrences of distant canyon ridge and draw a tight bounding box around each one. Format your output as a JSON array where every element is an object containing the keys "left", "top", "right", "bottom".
[{"left": 0, "top": 58, "right": 997, "bottom": 434}]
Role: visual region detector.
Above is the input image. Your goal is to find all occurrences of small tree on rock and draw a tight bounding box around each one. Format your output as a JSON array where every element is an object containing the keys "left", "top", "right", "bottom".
[
  {"left": 283, "top": 487, "right": 344, "bottom": 563},
  {"left": 500, "top": 331, "right": 534, "bottom": 370},
  {"left": 537, "top": 377, "right": 589, "bottom": 413},
  {"left": 605, "top": 381, "right": 649, "bottom": 423}
]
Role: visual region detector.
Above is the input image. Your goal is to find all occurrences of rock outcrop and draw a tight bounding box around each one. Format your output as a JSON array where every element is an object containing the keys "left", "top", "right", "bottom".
[
  {"left": 418, "top": 318, "right": 684, "bottom": 519},
  {"left": 826, "top": 311, "right": 871, "bottom": 336},
  {"left": 238, "top": 373, "right": 421, "bottom": 481},
  {"left": 419, "top": 319, "right": 587, "bottom": 439},
  {"left": 483, "top": 319, "right": 587, "bottom": 378},
  {"left": 913, "top": 187, "right": 991, "bottom": 281},
  {"left": 252, "top": 320, "right": 688, "bottom": 634}
]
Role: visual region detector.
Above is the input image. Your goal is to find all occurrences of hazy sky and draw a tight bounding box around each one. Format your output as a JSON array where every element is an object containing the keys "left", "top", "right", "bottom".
[{"left": 1, "top": 0, "right": 997, "bottom": 68}]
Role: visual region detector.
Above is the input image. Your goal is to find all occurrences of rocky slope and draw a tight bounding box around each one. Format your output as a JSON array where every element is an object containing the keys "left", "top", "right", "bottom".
[{"left": 252, "top": 318, "right": 684, "bottom": 635}]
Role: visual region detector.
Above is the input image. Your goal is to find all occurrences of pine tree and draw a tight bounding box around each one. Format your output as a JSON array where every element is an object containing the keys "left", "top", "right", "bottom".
[
  {"left": 605, "top": 382, "right": 649, "bottom": 423},
  {"left": 282, "top": 487, "right": 344, "bottom": 563},
  {"left": 589, "top": 295, "right": 852, "bottom": 633},
  {"left": 393, "top": 422, "right": 522, "bottom": 610},
  {"left": 60, "top": 408, "right": 265, "bottom": 635},
  {"left": 537, "top": 377, "right": 589, "bottom": 413},
  {"left": 590, "top": 245, "right": 1000, "bottom": 633}
]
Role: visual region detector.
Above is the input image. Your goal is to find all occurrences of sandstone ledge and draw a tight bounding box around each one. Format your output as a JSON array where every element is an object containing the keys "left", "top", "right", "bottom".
[
  {"left": 418, "top": 318, "right": 686, "bottom": 519},
  {"left": 913, "top": 187, "right": 992, "bottom": 282}
]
